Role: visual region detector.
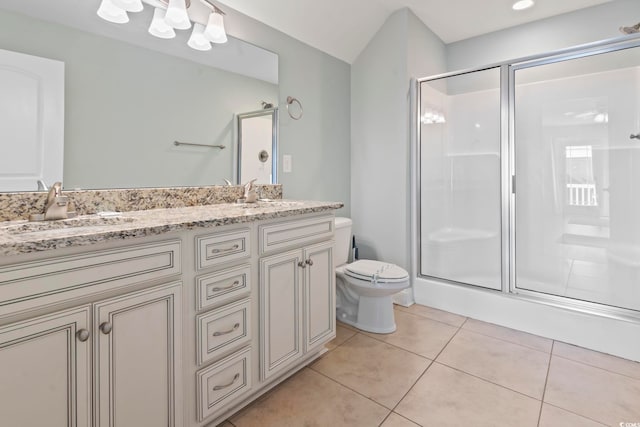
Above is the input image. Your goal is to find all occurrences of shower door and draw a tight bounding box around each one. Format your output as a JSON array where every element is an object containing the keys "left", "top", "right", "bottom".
[
  {"left": 512, "top": 44, "right": 640, "bottom": 311},
  {"left": 419, "top": 68, "right": 503, "bottom": 290}
]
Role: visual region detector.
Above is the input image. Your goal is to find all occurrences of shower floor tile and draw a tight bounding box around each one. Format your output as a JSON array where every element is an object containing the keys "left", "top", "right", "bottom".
[{"left": 224, "top": 303, "right": 640, "bottom": 427}]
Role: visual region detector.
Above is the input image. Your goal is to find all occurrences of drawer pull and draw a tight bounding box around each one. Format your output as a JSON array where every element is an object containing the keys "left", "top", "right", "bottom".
[
  {"left": 212, "top": 373, "right": 240, "bottom": 391},
  {"left": 212, "top": 323, "right": 240, "bottom": 337},
  {"left": 297, "top": 261, "right": 306, "bottom": 269},
  {"left": 305, "top": 258, "right": 314, "bottom": 266},
  {"left": 211, "top": 244, "right": 240, "bottom": 254},
  {"left": 211, "top": 280, "right": 240, "bottom": 292}
]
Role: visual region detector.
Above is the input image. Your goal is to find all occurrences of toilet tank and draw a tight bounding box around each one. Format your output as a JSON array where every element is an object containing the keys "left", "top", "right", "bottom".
[{"left": 334, "top": 217, "right": 352, "bottom": 267}]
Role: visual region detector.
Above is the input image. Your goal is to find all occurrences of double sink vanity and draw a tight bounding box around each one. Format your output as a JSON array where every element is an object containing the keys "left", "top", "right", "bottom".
[{"left": 0, "top": 186, "right": 342, "bottom": 427}]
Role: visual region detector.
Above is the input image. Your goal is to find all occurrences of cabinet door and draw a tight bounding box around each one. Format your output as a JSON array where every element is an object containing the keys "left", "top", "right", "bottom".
[
  {"left": 0, "top": 307, "right": 91, "bottom": 427},
  {"left": 259, "top": 249, "right": 303, "bottom": 380},
  {"left": 94, "top": 283, "right": 182, "bottom": 427},
  {"left": 303, "top": 241, "right": 336, "bottom": 352}
]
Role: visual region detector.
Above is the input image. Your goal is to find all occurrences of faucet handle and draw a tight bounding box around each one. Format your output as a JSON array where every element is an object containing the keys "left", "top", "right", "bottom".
[{"left": 47, "top": 182, "right": 63, "bottom": 205}]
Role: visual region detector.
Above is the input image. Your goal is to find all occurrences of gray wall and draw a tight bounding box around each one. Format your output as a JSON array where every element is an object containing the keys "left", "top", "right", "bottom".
[
  {"left": 222, "top": 9, "right": 352, "bottom": 216},
  {"left": 351, "top": 9, "right": 446, "bottom": 270},
  {"left": 0, "top": 9, "right": 278, "bottom": 190},
  {"left": 447, "top": 0, "right": 640, "bottom": 71}
]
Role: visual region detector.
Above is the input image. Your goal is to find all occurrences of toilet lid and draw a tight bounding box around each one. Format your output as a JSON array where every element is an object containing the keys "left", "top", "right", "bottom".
[{"left": 345, "top": 260, "right": 409, "bottom": 283}]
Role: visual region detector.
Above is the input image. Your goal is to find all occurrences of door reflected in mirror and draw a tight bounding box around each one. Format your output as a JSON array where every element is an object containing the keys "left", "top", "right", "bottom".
[{"left": 236, "top": 109, "right": 278, "bottom": 185}]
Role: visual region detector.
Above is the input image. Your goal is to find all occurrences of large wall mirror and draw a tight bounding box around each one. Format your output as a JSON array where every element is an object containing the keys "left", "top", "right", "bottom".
[{"left": 0, "top": 0, "right": 278, "bottom": 192}]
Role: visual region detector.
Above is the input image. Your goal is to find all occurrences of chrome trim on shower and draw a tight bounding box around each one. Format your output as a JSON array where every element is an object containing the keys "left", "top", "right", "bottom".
[{"left": 414, "top": 33, "right": 640, "bottom": 321}]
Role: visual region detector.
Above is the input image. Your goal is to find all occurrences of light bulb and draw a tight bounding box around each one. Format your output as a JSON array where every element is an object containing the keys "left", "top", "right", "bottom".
[
  {"left": 111, "top": 0, "right": 143, "bottom": 13},
  {"left": 204, "top": 12, "right": 227, "bottom": 44},
  {"left": 149, "top": 7, "right": 176, "bottom": 39},
  {"left": 188, "top": 23, "right": 212, "bottom": 51},
  {"left": 97, "top": 0, "right": 129, "bottom": 24},
  {"left": 512, "top": 0, "right": 535, "bottom": 11},
  {"left": 165, "top": 0, "right": 191, "bottom": 30}
]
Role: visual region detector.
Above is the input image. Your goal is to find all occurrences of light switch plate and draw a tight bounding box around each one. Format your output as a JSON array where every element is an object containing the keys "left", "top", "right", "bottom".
[{"left": 283, "top": 155, "right": 292, "bottom": 173}]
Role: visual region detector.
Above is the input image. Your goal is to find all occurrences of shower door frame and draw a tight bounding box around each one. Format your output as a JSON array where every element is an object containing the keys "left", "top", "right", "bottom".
[{"left": 415, "top": 33, "right": 640, "bottom": 323}]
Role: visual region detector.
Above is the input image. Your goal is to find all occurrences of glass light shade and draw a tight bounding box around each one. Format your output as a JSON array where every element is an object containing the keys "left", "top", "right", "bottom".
[
  {"left": 149, "top": 8, "right": 176, "bottom": 39},
  {"left": 204, "top": 12, "right": 227, "bottom": 44},
  {"left": 97, "top": 0, "right": 129, "bottom": 24},
  {"left": 111, "top": 0, "right": 143, "bottom": 13},
  {"left": 165, "top": 0, "right": 191, "bottom": 30},
  {"left": 187, "top": 24, "right": 211, "bottom": 51},
  {"left": 512, "top": 0, "right": 534, "bottom": 10}
]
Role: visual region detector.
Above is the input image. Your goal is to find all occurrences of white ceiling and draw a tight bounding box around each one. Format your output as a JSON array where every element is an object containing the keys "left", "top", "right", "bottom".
[{"left": 215, "top": 0, "right": 613, "bottom": 63}]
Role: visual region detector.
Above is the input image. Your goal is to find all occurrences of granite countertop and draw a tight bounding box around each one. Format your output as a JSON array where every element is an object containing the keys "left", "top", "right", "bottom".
[{"left": 0, "top": 200, "right": 343, "bottom": 256}]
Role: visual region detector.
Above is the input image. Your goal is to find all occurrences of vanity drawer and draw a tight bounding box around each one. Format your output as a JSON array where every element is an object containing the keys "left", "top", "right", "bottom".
[
  {"left": 258, "top": 215, "right": 334, "bottom": 255},
  {"left": 196, "top": 264, "right": 252, "bottom": 311},
  {"left": 197, "top": 298, "right": 251, "bottom": 365},
  {"left": 196, "top": 346, "right": 252, "bottom": 422},
  {"left": 196, "top": 228, "right": 251, "bottom": 270},
  {"left": 0, "top": 240, "right": 181, "bottom": 319}
]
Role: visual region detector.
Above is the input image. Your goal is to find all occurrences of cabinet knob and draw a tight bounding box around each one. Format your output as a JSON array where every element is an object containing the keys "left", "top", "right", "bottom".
[
  {"left": 305, "top": 258, "right": 314, "bottom": 266},
  {"left": 297, "top": 261, "right": 306, "bottom": 269},
  {"left": 99, "top": 322, "right": 113, "bottom": 334},
  {"left": 76, "top": 329, "right": 90, "bottom": 342}
]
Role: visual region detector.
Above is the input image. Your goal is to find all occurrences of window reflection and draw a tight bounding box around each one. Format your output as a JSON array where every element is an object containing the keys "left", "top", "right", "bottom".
[{"left": 565, "top": 145, "right": 598, "bottom": 207}]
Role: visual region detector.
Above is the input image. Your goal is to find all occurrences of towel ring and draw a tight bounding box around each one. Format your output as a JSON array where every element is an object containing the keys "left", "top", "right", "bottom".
[{"left": 286, "top": 96, "right": 303, "bottom": 120}]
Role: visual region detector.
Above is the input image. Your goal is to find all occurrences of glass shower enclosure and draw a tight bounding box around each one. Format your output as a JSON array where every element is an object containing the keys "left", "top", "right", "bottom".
[{"left": 417, "top": 36, "right": 640, "bottom": 315}]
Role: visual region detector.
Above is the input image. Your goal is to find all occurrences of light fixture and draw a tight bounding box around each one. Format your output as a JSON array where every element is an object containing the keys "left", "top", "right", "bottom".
[
  {"left": 111, "top": 0, "right": 143, "bottom": 13},
  {"left": 204, "top": 10, "right": 227, "bottom": 44},
  {"left": 188, "top": 23, "right": 212, "bottom": 51},
  {"left": 96, "top": 0, "right": 229, "bottom": 50},
  {"left": 148, "top": 7, "right": 176, "bottom": 39},
  {"left": 97, "top": 0, "right": 129, "bottom": 24},
  {"left": 512, "top": 0, "right": 535, "bottom": 11},
  {"left": 165, "top": 0, "right": 191, "bottom": 30}
]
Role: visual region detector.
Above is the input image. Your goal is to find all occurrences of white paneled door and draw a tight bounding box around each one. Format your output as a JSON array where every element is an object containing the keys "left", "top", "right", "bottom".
[{"left": 0, "top": 48, "right": 64, "bottom": 191}]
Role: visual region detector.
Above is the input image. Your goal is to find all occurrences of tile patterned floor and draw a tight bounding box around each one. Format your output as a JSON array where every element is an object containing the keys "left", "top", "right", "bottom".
[{"left": 225, "top": 304, "right": 640, "bottom": 427}]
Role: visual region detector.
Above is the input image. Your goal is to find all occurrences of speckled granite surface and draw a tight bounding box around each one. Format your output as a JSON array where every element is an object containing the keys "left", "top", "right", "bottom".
[
  {"left": 0, "top": 200, "right": 343, "bottom": 256},
  {"left": 0, "top": 185, "right": 282, "bottom": 221}
]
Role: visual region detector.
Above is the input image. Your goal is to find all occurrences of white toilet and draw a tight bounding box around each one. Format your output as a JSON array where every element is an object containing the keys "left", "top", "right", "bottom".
[{"left": 334, "top": 217, "right": 410, "bottom": 333}]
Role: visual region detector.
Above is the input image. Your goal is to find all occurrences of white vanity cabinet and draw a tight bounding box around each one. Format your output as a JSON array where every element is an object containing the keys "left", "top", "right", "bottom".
[
  {"left": 0, "top": 239, "right": 184, "bottom": 427},
  {"left": 258, "top": 215, "right": 336, "bottom": 381},
  {"left": 190, "top": 227, "right": 255, "bottom": 424},
  {"left": 0, "top": 204, "right": 340, "bottom": 427},
  {"left": 0, "top": 306, "right": 92, "bottom": 427},
  {"left": 94, "top": 282, "right": 182, "bottom": 427}
]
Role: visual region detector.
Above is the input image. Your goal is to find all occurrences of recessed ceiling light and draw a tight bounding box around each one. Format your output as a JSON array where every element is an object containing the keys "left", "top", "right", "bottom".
[{"left": 512, "top": 0, "right": 535, "bottom": 11}]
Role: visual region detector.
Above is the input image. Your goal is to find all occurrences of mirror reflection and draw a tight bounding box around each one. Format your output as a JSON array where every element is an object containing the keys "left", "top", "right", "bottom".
[
  {"left": 236, "top": 108, "right": 278, "bottom": 185},
  {"left": 0, "top": 0, "right": 278, "bottom": 192}
]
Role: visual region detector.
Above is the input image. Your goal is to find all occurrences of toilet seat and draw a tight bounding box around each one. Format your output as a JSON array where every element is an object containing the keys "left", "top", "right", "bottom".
[{"left": 345, "top": 260, "right": 409, "bottom": 283}]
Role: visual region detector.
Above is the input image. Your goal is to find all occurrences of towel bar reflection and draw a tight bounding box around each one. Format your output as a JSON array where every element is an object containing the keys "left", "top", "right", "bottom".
[{"left": 174, "top": 141, "right": 226, "bottom": 149}]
